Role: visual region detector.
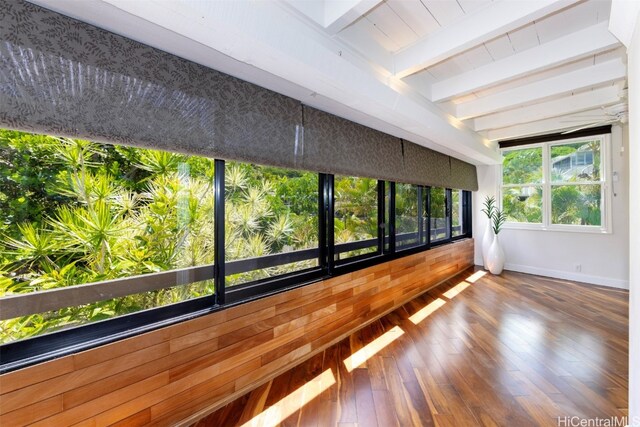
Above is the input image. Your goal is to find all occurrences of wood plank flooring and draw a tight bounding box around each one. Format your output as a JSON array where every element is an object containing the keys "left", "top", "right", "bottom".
[{"left": 194, "top": 267, "right": 629, "bottom": 427}]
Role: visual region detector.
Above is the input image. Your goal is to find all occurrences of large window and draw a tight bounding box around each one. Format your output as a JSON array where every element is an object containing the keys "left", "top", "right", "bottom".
[
  {"left": 395, "top": 184, "right": 427, "bottom": 250},
  {"left": 0, "top": 128, "right": 473, "bottom": 370},
  {"left": 452, "top": 190, "right": 464, "bottom": 237},
  {"left": 225, "top": 162, "right": 318, "bottom": 286},
  {"left": 430, "top": 187, "right": 449, "bottom": 242},
  {"left": 500, "top": 135, "right": 608, "bottom": 231},
  {"left": 550, "top": 141, "right": 602, "bottom": 226},
  {"left": 333, "top": 175, "right": 379, "bottom": 261},
  {"left": 0, "top": 130, "right": 215, "bottom": 343},
  {"left": 502, "top": 147, "right": 543, "bottom": 223}
]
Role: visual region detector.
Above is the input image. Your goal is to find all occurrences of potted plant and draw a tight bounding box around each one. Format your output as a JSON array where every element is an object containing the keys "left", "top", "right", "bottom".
[
  {"left": 487, "top": 208, "right": 507, "bottom": 275},
  {"left": 480, "top": 196, "right": 496, "bottom": 269}
]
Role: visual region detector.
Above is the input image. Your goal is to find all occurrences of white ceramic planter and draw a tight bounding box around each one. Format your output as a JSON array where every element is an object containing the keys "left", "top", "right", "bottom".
[
  {"left": 482, "top": 220, "right": 493, "bottom": 270},
  {"left": 487, "top": 234, "right": 505, "bottom": 275}
]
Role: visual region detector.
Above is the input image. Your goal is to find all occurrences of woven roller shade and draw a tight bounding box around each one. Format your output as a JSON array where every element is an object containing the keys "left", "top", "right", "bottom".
[
  {"left": 400, "top": 141, "right": 452, "bottom": 188},
  {"left": 449, "top": 157, "right": 479, "bottom": 191},
  {"left": 303, "top": 107, "right": 478, "bottom": 190},
  {"left": 0, "top": 0, "right": 478, "bottom": 191},
  {"left": 301, "top": 106, "right": 405, "bottom": 181},
  {"left": 0, "top": 0, "right": 300, "bottom": 170}
]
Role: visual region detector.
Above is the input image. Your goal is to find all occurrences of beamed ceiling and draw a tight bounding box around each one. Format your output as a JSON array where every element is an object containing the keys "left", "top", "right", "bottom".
[{"left": 28, "top": 0, "right": 628, "bottom": 165}]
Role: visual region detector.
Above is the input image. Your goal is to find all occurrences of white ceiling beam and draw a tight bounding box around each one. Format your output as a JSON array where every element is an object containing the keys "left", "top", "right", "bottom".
[
  {"left": 456, "top": 58, "right": 627, "bottom": 119},
  {"left": 284, "top": 0, "right": 325, "bottom": 26},
  {"left": 324, "top": 0, "right": 382, "bottom": 34},
  {"left": 473, "top": 85, "right": 622, "bottom": 131},
  {"left": 609, "top": 0, "right": 640, "bottom": 47},
  {"left": 485, "top": 109, "right": 608, "bottom": 141},
  {"left": 283, "top": 0, "right": 382, "bottom": 34},
  {"left": 431, "top": 21, "right": 621, "bottom": 102},
  {"left": 393, "top": 0, "right": 581, "bottom": 79}
]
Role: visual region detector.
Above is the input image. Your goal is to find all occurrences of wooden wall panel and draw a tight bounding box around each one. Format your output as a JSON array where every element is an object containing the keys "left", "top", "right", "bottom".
[{"left": 0, "top": 239, "right": 473, "bottom": 426}]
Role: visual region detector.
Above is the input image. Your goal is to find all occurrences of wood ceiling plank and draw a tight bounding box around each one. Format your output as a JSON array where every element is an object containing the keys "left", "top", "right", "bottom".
[
  {"left": 457, "top": 0, "right": 493, "bottom": 15},
  {"left": 486, "top": 108, "right": 608, "bottom": 140},
  {"left": 395, "top": 0, "right": 581, "bottom": 79},
  {"left": 472, "top": 85, "right": 622, "bottom": 131},
  {"left": 421, "top": 0, "right": 465, "bottom": 27},
  {"left": 506, "top": 22, "right": 540, "bottom": 53},
  {"left": 456, "top": 59, "right": 626, "bottom": 119},
  {"left": 432, "top": 22, "right": 620, "bottom": 102},
  {"left": 484, "top": 34, "right": 515, "bottom": 61},
  {"left": 366, "top": 2, "right": 420, "bottom": 49},
  {"left": 386, "top": 0, "right": 440, "bottom": 38}
]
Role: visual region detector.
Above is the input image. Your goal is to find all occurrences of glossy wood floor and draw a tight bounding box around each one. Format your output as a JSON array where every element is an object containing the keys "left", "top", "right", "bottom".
[{"left": 193, "top": 267, "right": 629, "bottom": 427}]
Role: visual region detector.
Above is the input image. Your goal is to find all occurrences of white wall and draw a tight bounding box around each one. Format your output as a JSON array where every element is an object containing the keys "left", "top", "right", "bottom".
[
  {"left": 473, "top": 125, "right": 629, "bottom": 289},
  {"left": 627, "top": 12, "right": 640, "bottom": 426}
]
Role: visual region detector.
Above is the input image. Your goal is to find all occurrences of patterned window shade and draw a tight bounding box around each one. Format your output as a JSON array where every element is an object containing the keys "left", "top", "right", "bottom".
[
  {"left": 0, "top": 0, "right": 477, "bottom": 191},
  {"left": 449, "top": 157, "right": 479, "bottom": 192},
  {"left": 400, "top": 142, "right": 452, "bottom": 189},
  {"left": 0, "top": 0, "right": 300, "bottom": 169},
  {"left": 302, "top": 106, "right": 478, "bottom": 191},
  {"left": 300, "top": 106, "right": 404, "bottom": 182}
]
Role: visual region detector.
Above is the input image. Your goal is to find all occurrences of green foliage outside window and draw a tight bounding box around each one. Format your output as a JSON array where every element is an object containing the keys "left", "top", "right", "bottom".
[
  {"left": 224, "top": 161, "right": 319, "bottom": 286},
  {"left": 502, "top": 140, "right": 603, "bottom": 226},
  {"left": 502, "top": 147, "right": 543, "bottom": 185},
  {"left": 334, "top": 176, "right": 378, "bottom": 259},
  {"left": 551, "top": 184, "right": 601, "bottom": 226},
  {"left": 550, "top": 141, "right": 602, "bottom": 226},
  {"left": 452, "top": 190, "right": 463, "bottom": 237},
  {"left": 430, "top": 187, "right": 447, "bottom": 240},
  {"left": 395, "top": 183, "right": 419, "bottom": 248},
  {"left": 0, "top": 128, "right": 468, "bottom": 344},
  {"left": 0, "top": 130, "right": 398, "bottom": 343},
  {"left": 502, "top": 186, "right": 543, "bottom": 223},
  {"left": 0, "top": 129, "right": 216, "bottom": 342}
]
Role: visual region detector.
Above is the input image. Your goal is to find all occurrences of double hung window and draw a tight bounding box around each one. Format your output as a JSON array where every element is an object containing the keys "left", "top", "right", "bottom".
[{"left": 500, "top": 135, "right": 609, "bottom": 232}]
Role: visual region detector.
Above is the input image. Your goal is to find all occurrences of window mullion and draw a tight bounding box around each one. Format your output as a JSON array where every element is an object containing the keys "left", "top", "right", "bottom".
[
  {"left": 542, "top": 142, "right": 551, "bottom": 228},
  {"left": 602, "top": 134, "right": 610, "bottom": 229},
  {"left": 214, "top": 159, "right": 226, "bottom": 306},
  {"left": 417, "top": 186, "right": 424, "bottom": 245},
  {"left": 318, "top": 173, "right": 328, "bottom": 275},
  {"left": 326, "top": 174, "right": 335, "bottom": 275},
  {"left": 377, "top": 180, "right": 385, "bottom": 255},
  {"left": 389, "top": 182, "right": 396, "bottom": 253},
  {"left": 426, "top": 186, "right": 432, "bottom": 246},
  {"left": 446, "top": 188, "right": 452, "bottom": 241}
]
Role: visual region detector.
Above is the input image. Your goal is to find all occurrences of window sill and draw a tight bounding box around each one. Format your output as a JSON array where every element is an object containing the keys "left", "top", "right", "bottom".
[{"left": 502, "top": 222, "right": 611, "bottom": 235}]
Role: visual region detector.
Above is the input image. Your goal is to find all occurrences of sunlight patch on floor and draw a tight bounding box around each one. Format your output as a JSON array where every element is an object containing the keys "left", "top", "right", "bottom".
[
  {"left": 241, "top": 369, "right": 336, "bottom": 427},
  {"left": 409, "top": 298, "right": 447, "bottom": 325},
  {"left": 443, "top": 281, "right": 471, "bottom": 299},
  {"left": 465, "top": 270, "right": 487, "bottom": 283},
  {"left": 343, "top": 326, "right": 404, "bottom": 372}
]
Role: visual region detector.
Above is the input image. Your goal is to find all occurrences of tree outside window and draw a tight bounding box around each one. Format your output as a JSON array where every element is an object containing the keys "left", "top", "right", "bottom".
[{"left": 500, "top": 136, "right": 607, "bottom": 230}]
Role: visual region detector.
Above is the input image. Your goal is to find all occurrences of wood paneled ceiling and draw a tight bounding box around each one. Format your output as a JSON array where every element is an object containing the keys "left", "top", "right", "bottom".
[{"left": 324, "top": 0, "right": 627, "bottom": 141}]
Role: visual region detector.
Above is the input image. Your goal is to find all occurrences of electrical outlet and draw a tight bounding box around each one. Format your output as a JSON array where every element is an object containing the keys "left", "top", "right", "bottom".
[{"left": 575, "top": 264, "right": 582, "bottom": 272}]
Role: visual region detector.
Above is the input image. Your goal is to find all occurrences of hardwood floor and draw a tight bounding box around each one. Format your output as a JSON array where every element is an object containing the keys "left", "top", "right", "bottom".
[{"left": 194, "top": 267, "right": 629, "bottom": 427}]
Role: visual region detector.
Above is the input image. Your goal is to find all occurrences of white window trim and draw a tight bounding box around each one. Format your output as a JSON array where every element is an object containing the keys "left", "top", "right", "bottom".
[{"left": 499, "top": 134, "right": 612, "bottom": 234}]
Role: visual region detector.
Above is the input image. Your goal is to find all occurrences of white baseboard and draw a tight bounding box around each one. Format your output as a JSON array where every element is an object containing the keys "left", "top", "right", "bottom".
[{"left": 499, "top": 263, "right": 629, "bottom": 290}]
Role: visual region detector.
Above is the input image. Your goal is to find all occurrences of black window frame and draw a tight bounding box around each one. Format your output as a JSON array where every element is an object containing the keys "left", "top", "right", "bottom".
[
  {"left": 331, "top": 175, "right": 383, "bottom": 270},
  {"left": 394, "top": 183, "right": 425, "bottom": 252},
  {"left": 0, "top": 153, "right": 473, "bottom": 373}
]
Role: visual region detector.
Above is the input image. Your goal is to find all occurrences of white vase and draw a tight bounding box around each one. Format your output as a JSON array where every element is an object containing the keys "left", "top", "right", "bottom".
[
  {"left": 486, "top": 234, "right": 505, "bottom": 275},
  {"left": 482, "top": 220, "right": 493, "bottom": 269}
]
